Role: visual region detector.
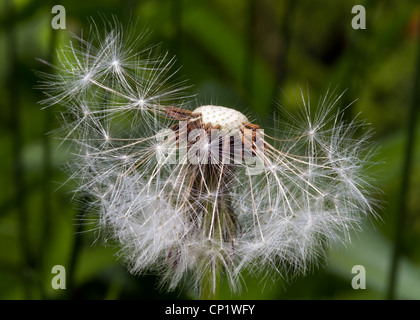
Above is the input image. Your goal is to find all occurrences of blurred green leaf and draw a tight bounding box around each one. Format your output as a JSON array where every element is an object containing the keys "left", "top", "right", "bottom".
[
  {"left": 328, "top": 227, "right": 420, "bottom": 299},
  {"left": 181, "top": 4, "right": 274, "bottom": 115}
]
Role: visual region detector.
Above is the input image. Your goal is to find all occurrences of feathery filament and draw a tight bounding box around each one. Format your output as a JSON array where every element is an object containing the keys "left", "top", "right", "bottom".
[{"left": 37, "top": 19, "right": 378, "bottom": 295}]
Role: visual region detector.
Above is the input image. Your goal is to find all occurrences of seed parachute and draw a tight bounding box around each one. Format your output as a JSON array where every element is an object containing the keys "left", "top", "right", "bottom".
[{"left": 37, "top": 18, "right": 378, "bottom": 296}]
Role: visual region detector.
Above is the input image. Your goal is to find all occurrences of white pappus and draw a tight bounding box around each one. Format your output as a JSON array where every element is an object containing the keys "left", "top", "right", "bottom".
[{"left": 37, "top": 18, "right": 379, "bottom": 296}]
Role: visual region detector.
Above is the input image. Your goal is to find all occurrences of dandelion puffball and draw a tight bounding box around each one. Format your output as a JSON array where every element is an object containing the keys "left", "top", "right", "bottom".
[{"left": 37, "top": 19, "right": 378, "bottom": 296}]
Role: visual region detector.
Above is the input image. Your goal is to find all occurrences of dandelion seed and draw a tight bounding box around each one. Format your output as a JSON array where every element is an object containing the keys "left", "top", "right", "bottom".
[{"left": 37, "top": 19, "right": 379, "bottom": 297}]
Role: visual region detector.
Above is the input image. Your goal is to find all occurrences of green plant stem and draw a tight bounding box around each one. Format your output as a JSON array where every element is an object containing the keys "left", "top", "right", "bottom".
[
  {"left": 270, "top": 0, "right": 295, "bottom": 111},
  {"left": 387, "top": 21, "right": 420, "bottom": 300},
  {"left": 200, "top": 266, "right": 220, "bottom": 300},
  {"left": 6, "top": 0, "right": 33, "bottom": 299},
  {"left": 40, "top": 5, "right": 57, "bottom": 288},
  {"left": 242, "top": 0, "right": 256, "bottom": 105},
  {"left": 171, "top": 0, "right": 183, "bottom": 63},
  {"left": 199, "top": 199, "right": 222, "bottom": 300},
  {"left": 66, "top": 194, "right": 87, "bottom": 299}
]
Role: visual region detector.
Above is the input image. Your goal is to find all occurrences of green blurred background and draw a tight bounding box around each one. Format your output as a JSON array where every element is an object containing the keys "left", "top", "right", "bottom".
[{"left": 1, "top": 0, "right": 420, "bottom": 300}]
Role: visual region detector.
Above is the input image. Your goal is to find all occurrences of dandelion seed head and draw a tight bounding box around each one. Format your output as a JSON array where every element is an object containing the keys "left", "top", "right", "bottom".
[{"left": 37, "top": 18, "right": 380, "bottom": 296}]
